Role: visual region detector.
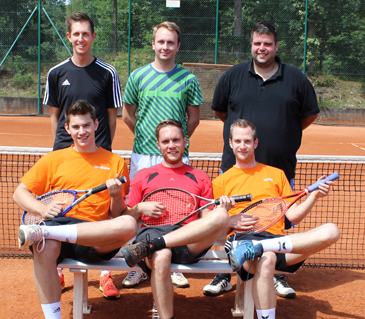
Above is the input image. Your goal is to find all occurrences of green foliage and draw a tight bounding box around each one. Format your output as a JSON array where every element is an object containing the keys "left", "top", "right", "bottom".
[
  {"left": 11, "top": 73, "right": 34, "bottom": 89},
  {"left": 0, "top": 0, "right": 364, "bottom": 108},
  {"left": 13, "top": 55, "right": 28, "bottom": 74},
  {"left": 313, "top": 74, "right": 336, "bottom": 88}
]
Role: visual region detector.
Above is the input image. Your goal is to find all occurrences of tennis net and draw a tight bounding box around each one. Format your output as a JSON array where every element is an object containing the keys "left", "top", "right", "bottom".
[{"left": 1, "top": 147, "right": 364, "bottom": 269}]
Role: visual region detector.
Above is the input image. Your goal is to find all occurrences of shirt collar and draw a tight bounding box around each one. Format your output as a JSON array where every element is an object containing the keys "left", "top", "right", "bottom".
[{"left": 248, "top": 56, "right": 283, "bottom": 80}]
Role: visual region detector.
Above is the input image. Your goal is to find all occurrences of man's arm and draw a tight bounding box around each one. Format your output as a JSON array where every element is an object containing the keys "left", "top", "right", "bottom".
[
  {"left": 122, "top": 102, "right": 138, "bottom": 134},
  {"left": 285, "top": 178, "right": 333, "bottom": 225},
  {"left": 107, "top": 108, "right": 118, "bottom": 142},
  {"left": 48, "top": 106, "right": 60, "bottom": 138},
  {"left": 301, "top": 114, "right": 318, "bottom": 130},
  {"left": 186, "top": 105, "right": 200, "bottom": 137},
  {"left": 213, "top": 110, "right": 227, "bottom": 122},
  {"left": 107, "top": 176, "right": 129, "bottom": 218}
]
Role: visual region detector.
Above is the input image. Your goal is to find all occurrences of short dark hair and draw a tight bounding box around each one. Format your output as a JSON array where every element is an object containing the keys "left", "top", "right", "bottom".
[
  {"left": 153, "top": 21, "right": 181, "bottom": 44},
  {"left": 251, "top": 21, "right": 278, "bottom": 43},
  {"left": 230, "top": 119, "right": 257, "bottom": 140},
  {"left": 66, "top": 12, "right": 94, "bottom": 34},
  {"left": 155, "top": 119, "right": 184, "bottom": 140},
  {"left": 65, "top": 100, "right": 97, "bottom": 124}
]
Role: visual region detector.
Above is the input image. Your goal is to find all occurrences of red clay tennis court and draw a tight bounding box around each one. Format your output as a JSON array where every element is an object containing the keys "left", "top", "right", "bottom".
[{"left": 1, "top": 116, "right": 365, "bottom": 319}]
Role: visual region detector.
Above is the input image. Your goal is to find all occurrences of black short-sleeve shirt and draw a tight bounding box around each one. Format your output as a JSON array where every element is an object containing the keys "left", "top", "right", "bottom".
[
  {"left": 211, "top": 57, "right": 319, "bottom": 180},
  {"left": 43, "top": 57, "right": 122, "bottom": 151}
]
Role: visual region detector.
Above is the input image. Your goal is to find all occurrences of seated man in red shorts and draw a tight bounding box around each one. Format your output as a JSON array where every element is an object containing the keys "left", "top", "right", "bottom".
[
  {"left": 214, "top": 119, "right": 340, "bottom": 319},
  {"left": 121, "top": 119, "right": 235, "bottom": 319}
]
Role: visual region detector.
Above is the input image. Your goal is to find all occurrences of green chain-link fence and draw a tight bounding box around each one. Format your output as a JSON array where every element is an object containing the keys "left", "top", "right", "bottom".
[{"left": 0, "top": 0, "right": 364, "bottom": 115}]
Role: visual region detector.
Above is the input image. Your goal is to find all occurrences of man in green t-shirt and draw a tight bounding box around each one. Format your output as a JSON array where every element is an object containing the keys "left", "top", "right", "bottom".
[
  {"left": 123, "top": 21, "right": 202, "bottom": 180},
  {"left": 122, "top": 20, "right": 202, "bottom": 292}
]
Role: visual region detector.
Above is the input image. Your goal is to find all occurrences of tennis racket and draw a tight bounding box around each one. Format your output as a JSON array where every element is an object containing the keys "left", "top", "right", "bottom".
[
  {"left": 237, "top": 172, "right": 339, "bottom": 234},
  {"left": 140, "top": 187, "right": 252, "bottom": 227},
  {"left": 21, "top": 176, "right": 128, "bottom": 225}
]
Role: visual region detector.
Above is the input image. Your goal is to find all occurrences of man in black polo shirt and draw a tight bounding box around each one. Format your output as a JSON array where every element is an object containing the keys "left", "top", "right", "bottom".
[{"left": 205, "top": 21, "right": 319, "bottom": 298}]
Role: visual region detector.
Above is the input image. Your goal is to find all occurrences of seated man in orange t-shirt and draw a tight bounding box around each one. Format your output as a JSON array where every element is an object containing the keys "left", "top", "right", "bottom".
[
  {"left": 212, "top": 119, "right": 340, "bottom": 319},
  {"left": 14, "top": 100, "right": 140, "bottom": 319}
]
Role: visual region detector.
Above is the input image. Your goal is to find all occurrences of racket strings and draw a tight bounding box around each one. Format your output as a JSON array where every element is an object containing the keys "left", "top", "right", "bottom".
[
  {"left": 142, "top": 190, "right": 196, "bottom": 226},
  {"left": 23, "top": 191, "right": 76, "bottom": 226},
  {"left": 40, "top": 191, "right": 75, "bottom": 208},
  {"left": 23, "top": 212, "right": 44, "bottom": 225},
  {"left": 244, "top": 198, "right": 286, "bottom": 233}
]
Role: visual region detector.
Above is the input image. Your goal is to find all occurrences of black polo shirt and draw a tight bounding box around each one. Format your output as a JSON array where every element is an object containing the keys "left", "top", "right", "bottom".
[{"left": 211, "top": 57, "right": 319, "bottom": 180}]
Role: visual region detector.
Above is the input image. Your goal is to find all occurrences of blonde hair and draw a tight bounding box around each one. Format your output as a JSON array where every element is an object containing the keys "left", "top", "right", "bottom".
[
  {"left": 153, "top": 21, "right": 181, "bottom": 43},
  {"left": 230, "top": 119, "right": 257, "bottom": 140}
]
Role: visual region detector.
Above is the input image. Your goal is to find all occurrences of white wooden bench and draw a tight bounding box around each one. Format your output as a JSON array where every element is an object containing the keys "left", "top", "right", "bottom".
[{"left": 58, "top": 242, "right": 254, "bottom": 319}]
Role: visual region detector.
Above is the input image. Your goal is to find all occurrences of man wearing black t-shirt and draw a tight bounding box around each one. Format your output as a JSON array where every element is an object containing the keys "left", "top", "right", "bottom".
[
  {"left": 43, "top": 12, "right": 122, "bottom": 152},
  {"left": 206, "top": 21, "right": 319, "bottom": 299},
  {"left": 43, "top": 12, "right": 123, "bottom": 301}
]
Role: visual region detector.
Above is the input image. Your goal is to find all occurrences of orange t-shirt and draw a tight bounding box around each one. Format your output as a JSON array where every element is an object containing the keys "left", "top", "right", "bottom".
[
  {"left": 21, "top": 146, "right": 130, "bottom": 222},
  {"left": 212, "top": 163, "right": 292, "bottom": 236}
]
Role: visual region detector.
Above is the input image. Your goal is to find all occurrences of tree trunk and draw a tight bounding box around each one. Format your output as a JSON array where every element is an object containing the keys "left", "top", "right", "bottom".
[
  {"left": 233, "top": 0, "right": 242, "bottom": 58},
  {"left": 113, "top": 0, "right": 118, "bottom": 53}
]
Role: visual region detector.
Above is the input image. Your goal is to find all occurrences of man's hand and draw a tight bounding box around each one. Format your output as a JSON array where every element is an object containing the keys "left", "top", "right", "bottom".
[
  {"left": 106, "top": 174, "right": 125, "bottom": 199},
  {"left": 40, "top": 201, "right": 65, "bottom": 219},
  {"left": 313, "top": 175, "right": 334, "bottom": 198},
  {"left": 137, "top": 201, "right": 166, "bottom": 218},
  {"left": 228, "top": 213, "right": 259, "bottom": 232},
  {"left": 217, "top": 195, "right": 236, "bottom": 211}
]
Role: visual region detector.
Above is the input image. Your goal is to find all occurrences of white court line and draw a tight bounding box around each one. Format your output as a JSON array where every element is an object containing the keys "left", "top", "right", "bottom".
[
  {"left": 351, "top": 143, "right": 365, "bottom": 152},
  {"left": 0, "top": 132, "right": 53, "bottom": 137}
]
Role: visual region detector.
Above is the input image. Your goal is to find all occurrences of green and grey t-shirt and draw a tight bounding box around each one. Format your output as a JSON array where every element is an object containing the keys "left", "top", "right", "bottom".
[{"left": 123, "top": 64, "right": 202, "bottom": 156}]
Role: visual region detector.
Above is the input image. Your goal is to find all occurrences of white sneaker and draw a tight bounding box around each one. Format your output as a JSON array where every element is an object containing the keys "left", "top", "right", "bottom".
[
  {"left": 18, "top": 224, "right": 48, "bottom": 252},
  {"left": 171, "top": 272, "right": 189, "bottom": 288},
  {"left": 203, "top": 274, "right": 232, "bottom": 296},
  {"left": 273, "top": 275, "right": 296, "bottom": 299},
  {"left": 122, "top": 271, "right": 148, "bottom": 288}
]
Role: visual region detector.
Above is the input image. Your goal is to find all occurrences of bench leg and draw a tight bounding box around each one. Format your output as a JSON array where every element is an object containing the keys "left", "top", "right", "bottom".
[
  {"left": 231, "top": 276, "right": 254, "bottom": 319},
  {"left": 70, "top": 269, "right": 91, "bottom": 319}
]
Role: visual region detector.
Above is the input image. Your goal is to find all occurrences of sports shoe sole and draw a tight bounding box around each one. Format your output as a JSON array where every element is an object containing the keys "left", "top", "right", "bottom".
[
  {"left": 18, "top": 228, "right": 26, "bottom": 248},
  {"left": 172, "top": 282, "right": 190, "bottom": 288},
  {"left": 275, "top": 291, "right": 296, "bottom": 299},
  {"left": 99, "top": 286, "right": 121, "bottom": 300},
  {"left": 122, "top": 274, "right": 148, "bottom": 288},
  {"left": 228, "top": 251, "right": 241, "bottom": 272},
  {"left": 203, "top": 282, "right": 232, "bottom": 297}
]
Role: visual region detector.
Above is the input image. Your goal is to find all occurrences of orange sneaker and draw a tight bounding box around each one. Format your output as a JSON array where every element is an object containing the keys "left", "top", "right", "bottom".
[
  {"left": 59, "top": 273, "right": 65, "bottom": 291},
  {"left": 99, "top": 271, "right": 120, "bottom": 300}
]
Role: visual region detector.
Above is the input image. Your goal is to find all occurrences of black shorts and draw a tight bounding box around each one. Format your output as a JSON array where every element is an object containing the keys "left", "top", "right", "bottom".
[
  {"left": 30, "top": 217, "right": 120, "bottom": 264},
  {"left": 135, "top": 225, "right": 211, "bottom": 277},
  {"left": 227, "top": 232, "right": 305, "bottom": 282}
]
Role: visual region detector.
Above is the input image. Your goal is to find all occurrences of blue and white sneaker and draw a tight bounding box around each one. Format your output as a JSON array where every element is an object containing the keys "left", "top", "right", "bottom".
[{"left": 228, "top": 240, "right": 263, "bottom": 272}]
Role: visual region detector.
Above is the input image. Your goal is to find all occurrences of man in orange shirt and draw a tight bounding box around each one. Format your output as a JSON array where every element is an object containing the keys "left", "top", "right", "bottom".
[
  {"left": 14, "top": 100, "right": 136, "bottom": 319},
  {"left": 213, "top": 119, "right": 340, "bottom": 319}
]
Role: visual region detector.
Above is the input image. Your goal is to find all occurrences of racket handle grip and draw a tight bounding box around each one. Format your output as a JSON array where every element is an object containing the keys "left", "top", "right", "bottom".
[
  {"left": 213, "top": 194, "right": 252, "bottom": 205},
  {"left": 91, "top": 176, "right": 128, "bottom": 194},
  {"left": 232, "top": 194, "right": 252, "bottom": 202},
  {"left": 307, "top": 172, "right": 339, "bottom": 193}
]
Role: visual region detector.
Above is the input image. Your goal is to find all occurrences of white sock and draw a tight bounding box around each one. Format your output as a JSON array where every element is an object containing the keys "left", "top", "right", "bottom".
[
  {"left": 41, "top": 301, "right": 61, "bottom": 319},
  {"left": 260, "top": 236, "right": 293, "bottom": 253},
  {"left": 256, "top": 307, "right": 276, "bottom": 319},
  {"left": 44, "top": 225, "right": 78, "bottom": 244},
  {"left": 101, "top": 270, "right": 111, "bottom": 276}
]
